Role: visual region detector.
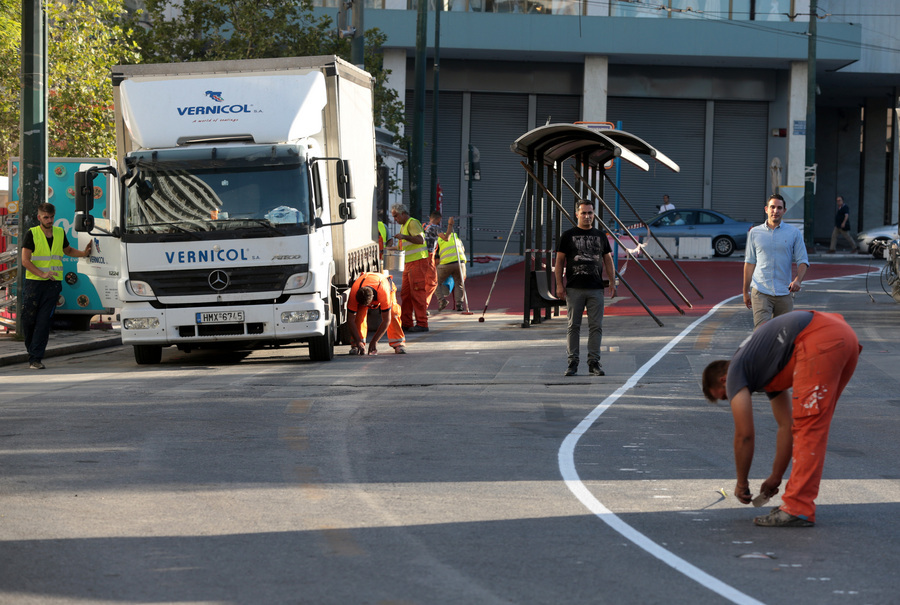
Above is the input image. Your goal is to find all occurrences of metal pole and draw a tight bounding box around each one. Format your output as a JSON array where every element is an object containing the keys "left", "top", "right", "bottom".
[
  {"left": 468, "top": 144, "right": 474, "bottom": 267},
  {"left": 16, "top": 0, "right": 48, "bottom": 334},
  {"left": 410, "top": 0, "right": 428, "bottom": 219},
  {"left": 803, "top": 0, "right": 817, "bottom": 249},
  {"left": 351, "top": 0, "right": 365, "bottom": 68},
  {"left": 429, "top": 0, "right": 441, "bottom": 214}
]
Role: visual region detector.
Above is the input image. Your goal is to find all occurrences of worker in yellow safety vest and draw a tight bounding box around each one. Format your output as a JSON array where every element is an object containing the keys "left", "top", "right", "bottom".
[
  {"left": 20, "top": 202, "right": 93, "bottom": 369},
  {"left": 436, "top": 232, "right": 467, "bottom": 312},
  {"left": 390, "top": 203, "right": 437, "bottom": 331}
]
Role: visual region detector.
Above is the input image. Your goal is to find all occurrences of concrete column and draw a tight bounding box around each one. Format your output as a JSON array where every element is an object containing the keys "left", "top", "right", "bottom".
[
  {"left": 787, "top": 61, "right": 807, "bottom": 188},
  {"left": 582, "top": 56, "right": 608, "bottom": 122},
  {"left": 383, "top": 49, "right": 408, "bottom": 136},
  {"left": 892, "top": 91, "right": 899, "bottom": 224},
  {"left": 862, "top": 96, "right": 891, "bottom": 230}
]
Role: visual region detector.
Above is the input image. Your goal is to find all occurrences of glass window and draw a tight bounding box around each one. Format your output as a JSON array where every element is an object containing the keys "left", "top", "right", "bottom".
[
  {"left": 698, "top": 211, "right": 724, "bottom": 225},
  {"left": 756, "top": 0, "right": 790, "bottom": 21}
]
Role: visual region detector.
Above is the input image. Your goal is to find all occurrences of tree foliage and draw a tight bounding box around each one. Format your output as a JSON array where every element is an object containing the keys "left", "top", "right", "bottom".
[
  {"left": 132, "top": 0, "right": 405, "bottom": 143},
  {"left": 0, "top": 0, "right": 141, "bottom": 174}
]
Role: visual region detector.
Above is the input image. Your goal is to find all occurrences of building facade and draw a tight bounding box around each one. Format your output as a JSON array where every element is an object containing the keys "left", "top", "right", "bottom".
[{"left": 322, "top": 0, "right": 899, "bottom": 251}]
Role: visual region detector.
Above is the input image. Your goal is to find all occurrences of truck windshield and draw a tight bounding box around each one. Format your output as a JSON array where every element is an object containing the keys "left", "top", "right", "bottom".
[{"left": 122, "top": 148, "right": 311, "bottom": 240}]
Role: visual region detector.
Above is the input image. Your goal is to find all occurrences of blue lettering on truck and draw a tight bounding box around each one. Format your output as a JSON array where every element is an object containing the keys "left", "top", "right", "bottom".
[
  {"left": 165, "top": 249, "right": 249, "bottom": 264},
  {"left": 177, "top": 104, "right": 251, "bottom": 116}
]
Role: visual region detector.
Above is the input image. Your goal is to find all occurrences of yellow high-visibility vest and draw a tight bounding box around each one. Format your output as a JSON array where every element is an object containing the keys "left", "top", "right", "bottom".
[
  {"left": 437, "top": 234, "right": 466, "bottom": 265},
  {"left": 377, "top": 221, "right": 387, "bottom": 251},
  {"left": 401, "top": 218, "right": 428, "bottom": 262},
  {"left": 26, "top": 226, "right": 64, "bottom": 281}
]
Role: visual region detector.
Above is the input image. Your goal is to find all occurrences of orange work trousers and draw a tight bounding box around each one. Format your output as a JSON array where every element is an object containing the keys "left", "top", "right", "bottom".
[
  {"left": 400, "top": 257, "right": 437, "bottom": 328},
  {"left": 356, "top": 282, "right": 405, "bottom": 349},
  {"left": 765, "top": 311, "right": 861, "bottom": 522}
]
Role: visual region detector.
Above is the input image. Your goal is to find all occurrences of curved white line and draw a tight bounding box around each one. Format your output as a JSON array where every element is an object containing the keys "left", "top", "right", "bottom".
[{"left": 559, "top": 270, "right": 874, "bottom": 603}]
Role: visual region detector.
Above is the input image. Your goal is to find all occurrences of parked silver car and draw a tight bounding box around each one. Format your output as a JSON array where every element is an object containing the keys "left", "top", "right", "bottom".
[{"left": 856, "top": 223, "right": 899, "bottom": 257}]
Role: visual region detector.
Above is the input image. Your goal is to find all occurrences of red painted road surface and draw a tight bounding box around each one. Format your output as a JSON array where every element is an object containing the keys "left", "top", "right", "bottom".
[{"left": 457, "top": 259, "right": 877, "bottom": 319}]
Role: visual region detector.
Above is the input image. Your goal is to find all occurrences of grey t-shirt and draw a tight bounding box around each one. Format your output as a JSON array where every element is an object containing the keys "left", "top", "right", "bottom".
[{"left": 726, "top": 311, "right": 814, "bottom": 400}]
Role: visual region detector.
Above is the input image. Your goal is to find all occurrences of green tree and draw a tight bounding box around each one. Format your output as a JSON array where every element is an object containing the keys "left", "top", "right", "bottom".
[
  {"left": 132, "top": 0, "right": 405, "bottom": 142},
  {"left": 0, "top": 0, "right": 141, "bottom": 175}
]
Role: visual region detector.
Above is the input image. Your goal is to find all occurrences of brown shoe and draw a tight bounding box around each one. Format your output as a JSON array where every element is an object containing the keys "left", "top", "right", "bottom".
[
  {"left": 753, "top": 507, "right": 814, "bottom": 527},
  {"left": 826, "top": 250, "right": 836, "bottom": 254}
]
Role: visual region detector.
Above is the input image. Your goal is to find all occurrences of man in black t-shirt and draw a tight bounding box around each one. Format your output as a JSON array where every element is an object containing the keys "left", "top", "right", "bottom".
[
  {"left": 554, "top": 200, "right": 616, "bottom": 377},
  {"left": 20, "top": 202, "right": 92, "bottom": 369}
]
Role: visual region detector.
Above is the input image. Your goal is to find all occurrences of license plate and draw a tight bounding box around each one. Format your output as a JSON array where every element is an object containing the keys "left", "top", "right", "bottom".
[{"left": 196, "top": 311, "right": 245, "bottom": 324}]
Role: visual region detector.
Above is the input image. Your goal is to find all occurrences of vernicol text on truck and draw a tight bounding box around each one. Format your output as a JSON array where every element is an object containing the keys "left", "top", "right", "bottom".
[{"left": 74, "top": 56, "right": 381, "bottom": 364}]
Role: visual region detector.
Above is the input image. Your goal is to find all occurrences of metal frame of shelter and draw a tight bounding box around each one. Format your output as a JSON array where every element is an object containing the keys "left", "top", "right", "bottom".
[{"left": 511, "top": 124, "right": 700, "bottom": 329}]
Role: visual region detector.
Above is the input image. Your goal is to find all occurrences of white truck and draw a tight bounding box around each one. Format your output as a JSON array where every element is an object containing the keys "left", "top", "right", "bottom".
[{"left": 74, "top": 56, "right": 381, "bottom": 364}]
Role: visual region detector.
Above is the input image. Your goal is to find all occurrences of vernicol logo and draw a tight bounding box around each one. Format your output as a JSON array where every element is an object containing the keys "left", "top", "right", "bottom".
[{"left": 177, "top": 89, "right": 252, "bottom": 116}]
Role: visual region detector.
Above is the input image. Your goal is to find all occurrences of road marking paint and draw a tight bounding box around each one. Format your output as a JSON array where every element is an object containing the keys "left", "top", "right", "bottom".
[
  {"left": 558, "top": 292, "right": 761, "bottom": 604},
  {"left": 559, "top": 271, "right": 876, "bottom": 604}
]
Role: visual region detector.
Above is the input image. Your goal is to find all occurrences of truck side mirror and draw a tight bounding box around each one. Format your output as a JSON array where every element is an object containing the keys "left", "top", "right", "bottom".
[
  {"left": 74, "top": 171, "right": 95, "bottom": 213},
  {"left": 336, "top": 159, "right": 353, "bottom": 199},
  {"left": 74, "top": 214, "right": 95, "bottom": 232},
  {"left": 339, "top": 201, "right": 356, "bottom": 221}
]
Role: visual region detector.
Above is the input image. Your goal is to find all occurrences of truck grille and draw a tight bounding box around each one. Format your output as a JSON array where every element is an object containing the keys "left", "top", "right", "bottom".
[{"left": 130, "top": 264, "right": 307, "bottom": 297}]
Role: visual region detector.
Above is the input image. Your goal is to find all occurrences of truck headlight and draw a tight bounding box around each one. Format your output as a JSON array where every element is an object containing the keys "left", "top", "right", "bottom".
[
  {"left": 129, "top": 280, "right": 155, "bottom": 297},
  {"left": 285, "top": 272, "right": 309, "bottom": 290},
  {"left": 123, "top": 317, "right": 160, "bottom": 330},
  {"left": 281, "top": 310, "right": 320, "bottom": 323}
]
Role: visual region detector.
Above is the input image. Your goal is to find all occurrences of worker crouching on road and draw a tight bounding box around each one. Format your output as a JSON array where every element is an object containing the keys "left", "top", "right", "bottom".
[
  {"left": 346, "top": 272, "right": 406, "bottom": 355},
  {"left": 702, "top": 311, "right": 861, "bottom": 527}
]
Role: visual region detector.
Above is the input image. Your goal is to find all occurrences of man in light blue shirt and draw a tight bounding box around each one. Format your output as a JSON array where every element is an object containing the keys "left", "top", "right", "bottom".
[{"left": 742, "top": 194, "right": 809, "bottom": 329}]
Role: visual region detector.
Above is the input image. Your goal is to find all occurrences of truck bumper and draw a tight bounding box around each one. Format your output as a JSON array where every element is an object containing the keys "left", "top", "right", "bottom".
[{"left": 120, "top": 295, "right": 327, "bottom": 346}]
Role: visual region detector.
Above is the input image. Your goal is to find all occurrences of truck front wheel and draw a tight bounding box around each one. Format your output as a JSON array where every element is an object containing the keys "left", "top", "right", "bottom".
[
  {"left": 309, "top": 317, "right": 335, "bottom": 362},
  {"left": 134, "top": 344, "right": 162, "bottom": 365}
]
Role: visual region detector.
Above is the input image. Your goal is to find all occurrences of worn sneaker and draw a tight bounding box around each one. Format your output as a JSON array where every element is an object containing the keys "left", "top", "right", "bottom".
[
  {"left": 438, "top": 298, "right": 449, "bottom": 311},
  {"left": 564, "top": 361, "right": 578, "bottom": 376},
  {"left": 29, "top": 361, "right": 45, "bottom": 370},
  {"left": 408, "top": 325, "right": 429, "bottom": 333},
  {"left": 753, "top": 507, "right": 814, "bottom": 527},
  {"left": 394, "top": 345, "right": 407, "bottom": 354},
  {"left": 348, "top": 346, "right": 363, "bottom": 356},
  {"left": 588, "top": 362, "right": 605, "bottom": 376}
]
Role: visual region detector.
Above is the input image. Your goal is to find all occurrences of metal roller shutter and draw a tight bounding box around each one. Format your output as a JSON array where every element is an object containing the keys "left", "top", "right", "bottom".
[
  {"left": 469, "top": 92, "right": 530, "bottom": 253},
  {"left": 403, "top": 90, "right": 464, "bottom": 220},
  {"left": 607, "top": 97, "right": 706, "bottom": 222},
  {"left": 712, "top": 101, "right": 768, "bottom": 223}
]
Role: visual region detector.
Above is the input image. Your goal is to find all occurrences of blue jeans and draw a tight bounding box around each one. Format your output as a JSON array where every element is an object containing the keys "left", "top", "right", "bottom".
[{"left": 565, "top": 287, "right": 605, "bottom": 364}]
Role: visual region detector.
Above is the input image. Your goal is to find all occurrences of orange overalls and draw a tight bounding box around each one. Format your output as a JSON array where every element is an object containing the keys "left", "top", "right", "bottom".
[
  {"left": 764, "top": 311, "right": 861, "bottom": 522},
  {"left": 348, "top": 273, "right": 405, "bottom": 349}
]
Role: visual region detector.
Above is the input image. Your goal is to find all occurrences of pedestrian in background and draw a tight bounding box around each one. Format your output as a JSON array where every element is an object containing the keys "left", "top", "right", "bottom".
[
  {"left": 827, "top": 196, "right": 857, "bottom": 254},
  {"left": 554, "top": 200, "right": 616, "bottom": 377},
  {"left": 743, "top": 194, "right": 808, "bottom": 329},
  {"left": 20, "top": 202, "right": 92, "bottom": 369},
  {"left": 701, "top": 311, "right": 861, "bottom": 527},
  {"left": 659, "top": 194, "right": 675, "bottom": 212}
]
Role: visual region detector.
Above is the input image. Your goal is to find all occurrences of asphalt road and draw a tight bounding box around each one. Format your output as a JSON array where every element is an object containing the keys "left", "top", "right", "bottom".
[{"left": 1, "top": 268, "right": 898, "bottom": 604}]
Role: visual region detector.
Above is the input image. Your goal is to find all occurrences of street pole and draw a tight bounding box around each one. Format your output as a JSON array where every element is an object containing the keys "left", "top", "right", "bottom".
[
  {"left": 351, "top": 0, "right": 364, "bottom": 68},
  {"left": 429, "top": 0, "right": 441, "bottom": 214},
  {"left": 803, "top": 0, "right": 817, "bottom": 249},
  {"left": 16, "top": 0, "right": 48, "bottom": 334},
  {"left": 410, "top": 0, "right": 428, "bottom": 220},
  {"left": 467, "top": 144, "right": 474, "bottom": 266}
]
